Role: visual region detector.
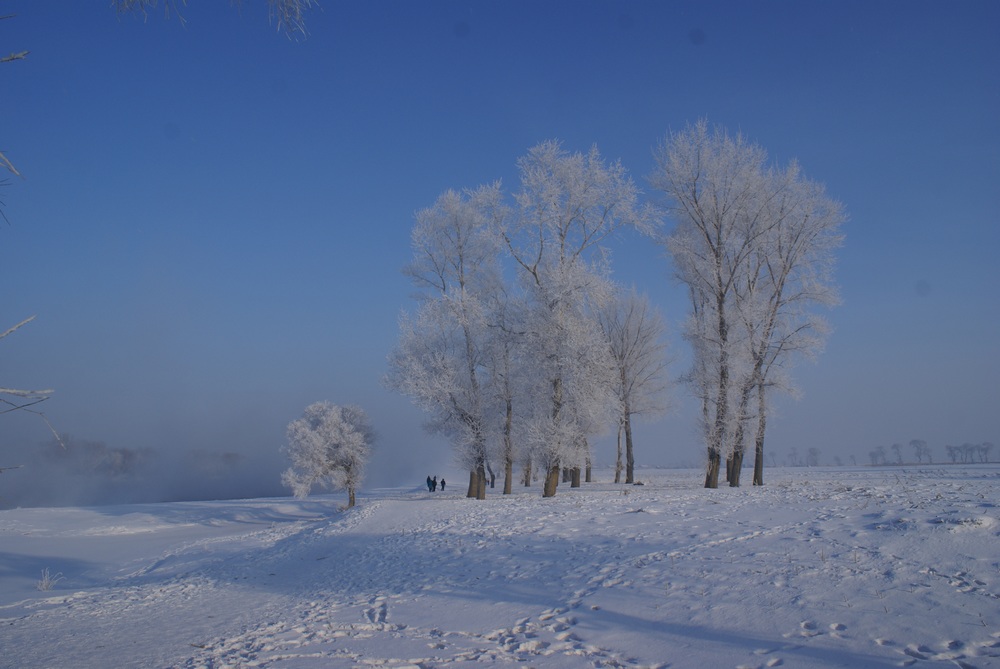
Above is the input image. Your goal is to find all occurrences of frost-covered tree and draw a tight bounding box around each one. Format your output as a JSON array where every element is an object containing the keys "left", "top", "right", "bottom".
[
  {"left": 737, "top": 165, "right": 843, "bottom": 486},
  {"left": 114, "top": 0, "right": 316, "bottom": 36},
  {"left": 597, "top": 287, "right": 669, "bottom": 484},
  {"left": 651, "top": 122, "right": 771, "bottom": 487},
  {"left": 1, "top": 316, "right": 59, "bottom": 443},
  {"left": 483, "top": 288, "right": 529, "bottom": 495},
  {"left": 282, "top": 402, "right": 374, "bottom": 508},
  {"left": 650, "top": 120, "right": 844, "bottom": 488},
  {"left": 498, "top": 142, "right": 655, "bottom": 497},
  {"left": 386, "top": 186, "right": 504, "bottom": 500}
]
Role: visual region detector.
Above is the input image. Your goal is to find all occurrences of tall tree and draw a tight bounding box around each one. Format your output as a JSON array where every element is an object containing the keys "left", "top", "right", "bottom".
[
  {"left": 282, "top": 402, "right": 374, "bottom": 508},
  {"left": 597, "top": 287, "right": 669, "bottom": 484},
  {"left": 651, "top": 120, "right": 843, "bottom": 488},
  {"left": 733, "top": 164, "right": 844, "bottom": 485},
  {"left": 651, "top": 121, "right": 772, "bottom": 488},
  {"left": 386, "top": 186, "right": 504, "bottom": 500},
  {"left": 498, "top": 142, "right": 654, "bottom": 497},
  {"left": 483, "top": 287, "right": 528, "bottom": 495}
]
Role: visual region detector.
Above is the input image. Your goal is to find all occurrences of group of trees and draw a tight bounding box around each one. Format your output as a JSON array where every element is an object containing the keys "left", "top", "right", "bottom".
[
  {"left": 945, "top": 442, "right": 993, "bottom": 464},
  {"left": 385, "top": 125, "right": 843, "bottom": 497},
  {"left": 867, "top": 439, "right": 994, "bottom": 465},
  {"left": 386, "top": 142, "right": 668, "bottom": 498},
  {"left": 651, "top": 121, "right": 845, "bottom": 488}
]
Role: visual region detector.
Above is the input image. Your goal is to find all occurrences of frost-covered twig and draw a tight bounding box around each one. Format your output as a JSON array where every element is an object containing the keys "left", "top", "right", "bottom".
[{"left": 36, "top": 568, "right": 64, "bottom": 591}]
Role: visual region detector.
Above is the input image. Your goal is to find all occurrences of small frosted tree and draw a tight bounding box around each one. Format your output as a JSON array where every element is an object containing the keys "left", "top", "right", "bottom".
[{"left": 282, "top": 402, "right": 374, "bottom": 508}]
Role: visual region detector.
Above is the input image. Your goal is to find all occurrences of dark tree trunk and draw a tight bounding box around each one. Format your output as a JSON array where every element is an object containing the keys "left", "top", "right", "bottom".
[
  {"left": 624, "top": 412, "right": 636, "bottom": 484},
  {"left": 704, "top": 448, "right": 721, "bottom": 489},
  {"left": 585, "top": 455, "right": 592, "bottom": 483},
  {"left": 486, "top": 461, "right": 496, "bottom": 489},
  {"left": 347, "top": 487, "right": 356, "bottom": 508},
  {"left": 614, "top": 422, "right": 623, "bottom": 483},
  {"left": 570, "top": 466, "right": 581, "bottom": 488},
  {"left": 729, "top": 449, "right": 744, "bottom": 487},
  {"left": 543, "top": 464, "right": 559, "bottom": 497},
  {"left": 467, "top": 469, "right": 477, "bottom": 498},
  {"left": 503, "top": 398, "right": 514, "bottom": 494},
  {"left": 752, "top": 387, "right": 767, "bottom": 486},
  {"left": 522, "top": 459, "right": 532, "bottom": 487}
]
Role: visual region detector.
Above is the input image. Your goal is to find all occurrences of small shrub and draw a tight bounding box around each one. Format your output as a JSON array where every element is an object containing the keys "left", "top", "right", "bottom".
[{"left": 36, "top": 568, "right": 64, "bottom": 591}]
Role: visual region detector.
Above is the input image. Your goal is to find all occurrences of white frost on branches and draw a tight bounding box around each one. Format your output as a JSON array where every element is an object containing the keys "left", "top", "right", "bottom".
[
  {"left": 281, "top": 402, "right": 374, "bottom": 508},
  {"left": 651, "top": 120, "right": 844, "bottom": 488}
]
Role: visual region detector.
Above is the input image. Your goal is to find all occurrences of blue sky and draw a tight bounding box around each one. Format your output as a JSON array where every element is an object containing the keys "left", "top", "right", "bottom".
[{"left": 3, "top": 1, "right": 998, "bottom": 499}]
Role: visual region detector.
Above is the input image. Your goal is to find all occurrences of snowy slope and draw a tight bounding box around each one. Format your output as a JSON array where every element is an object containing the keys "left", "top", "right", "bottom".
[{"left": 2, "top": 466, "right": 998, "bottom": 669}]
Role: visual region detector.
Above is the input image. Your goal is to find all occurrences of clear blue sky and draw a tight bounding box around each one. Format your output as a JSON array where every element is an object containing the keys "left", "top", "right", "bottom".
[{"left": 3, "top": 1, "right": 998, "bottom": 499}]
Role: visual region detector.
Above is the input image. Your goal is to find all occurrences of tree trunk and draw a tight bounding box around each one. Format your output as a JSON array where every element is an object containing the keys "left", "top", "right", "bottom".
[
  {"left": 543, "top": 464, "right": 559, "bottom": 497},
  {"left": 347, "top": 487, "right": 356, "bottom": 508},
  {"left": 752, "top": 385, "right": 767, "bottom": 486},
  {"left": 466, "top": 469, "right": 477, "bottom": 498},
  {"left": 585, "top": 455, "right": 592, "bottom": 483},
  {"left": 729, "top": 449, "right": 744, "bottom": 487},
  {"left": 503, "top": 397, "right": 514, "bottom": 494},
  {"left": 704, "top": 448, "right": 720, "bottom": 489},
  {"left": 522, "top": 459, "right": 532, "bottom": 487},
  {"left": 705, "top": 288, "right": 729, "bottom": 490},
  {"left": 570, "top": 466, "right": 581, "bottom": 488},
  {"left": 476, "top": 463, "right": 487, "bottom": 500},
  {"left": 614, "top": 422, "right": 623, "bottom": 483},
  {"left": 624, "top": 412, "right": 636, "bottom": 484},
  {"left": 504, "top": 456, "right": 513, "bottom": 495}
]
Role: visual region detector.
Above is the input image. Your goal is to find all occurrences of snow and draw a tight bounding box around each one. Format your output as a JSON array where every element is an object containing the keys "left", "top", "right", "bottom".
[{"left": 2, "top": 466, "right": 999, "bottom": 669}]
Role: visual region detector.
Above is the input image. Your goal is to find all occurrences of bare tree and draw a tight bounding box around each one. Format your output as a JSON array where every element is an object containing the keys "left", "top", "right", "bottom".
[
  {"left": 282, "top": 402, "right": 374, "bottom": 508},
  {"left": 979, "top": 442, "right": 993, "bottom": 463},
  {"left": 891, "top": 443, "right": 903, "bottom": 464},
  {"left": 597, "top": 287, "right": 669, "bottom": 484},
  {"left": 910, "top": 439, "right": 932, "bottom": 464}
]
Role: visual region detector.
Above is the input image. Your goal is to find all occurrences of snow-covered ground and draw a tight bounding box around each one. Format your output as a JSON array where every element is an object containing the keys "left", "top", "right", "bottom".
[{"left": 2, "top": 466, "right": 998, "bottom": 669}]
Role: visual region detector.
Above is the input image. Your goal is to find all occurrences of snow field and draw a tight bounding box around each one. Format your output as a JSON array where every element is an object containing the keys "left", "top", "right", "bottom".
[{"left": 1, "top": 466, "right": 998, "bottom": 668}]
